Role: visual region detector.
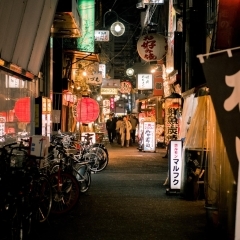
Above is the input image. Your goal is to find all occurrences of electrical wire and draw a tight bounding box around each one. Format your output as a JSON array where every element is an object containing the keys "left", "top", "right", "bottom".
[
  {"left": 109, "top": 21, "right": 141, "bottom": 63},
  {"left": 110, "top": 0, "right": 118, "bottom": 10}
]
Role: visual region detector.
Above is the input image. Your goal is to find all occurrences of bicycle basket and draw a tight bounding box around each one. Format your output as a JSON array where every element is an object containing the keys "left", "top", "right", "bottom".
[{"left": 10, "top": 150, "right": 27, "bottom": 168}]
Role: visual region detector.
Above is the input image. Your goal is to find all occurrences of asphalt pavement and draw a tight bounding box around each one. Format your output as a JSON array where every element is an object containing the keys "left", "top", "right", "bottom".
[{"left": 33, "top": 142, "right": 223, "bottom": 240}]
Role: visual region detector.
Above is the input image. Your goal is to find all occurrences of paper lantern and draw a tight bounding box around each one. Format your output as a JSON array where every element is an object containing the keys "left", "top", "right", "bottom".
[
  {"left": 62, "top": 90, "right": 77, "bottom": 106},
  {"left": 120, "top": 81, "right": 132, "bottom": 94},
  {"left": 77, "top": 98, "right": 99, "bottom": 123},
  {"left": 14, "top": 97, "right": 30, "bottom": 122},
  {"left": 137, "top": 33, "right": 167, "bottom": 62}
]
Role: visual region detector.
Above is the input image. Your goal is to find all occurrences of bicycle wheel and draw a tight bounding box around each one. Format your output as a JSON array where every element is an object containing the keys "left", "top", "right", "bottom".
[
  {"left": 34, "top": 175, "right": 52, "bottom": 223},
  {"left": 11, "top": 203, "right": 32, "bottom": 240},
  {"left": 73, "top": 163, "right": 91, "bottom": 193},
  {"left": 89, "top": 147, "right": 109, "bottom": 172},
  {"left": 84, "top": 152, "right": 100, "bottom": 172},
  {"left": 50, "top": 172, "right": 80, "bottom": 215}
]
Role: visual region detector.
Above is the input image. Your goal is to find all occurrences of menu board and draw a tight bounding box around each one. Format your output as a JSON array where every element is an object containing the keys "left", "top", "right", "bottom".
[{"left": 143, "top": 121, "right": 156, "bottom": 152}]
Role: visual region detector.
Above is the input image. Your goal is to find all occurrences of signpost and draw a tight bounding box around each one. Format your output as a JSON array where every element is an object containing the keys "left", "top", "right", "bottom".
[
  {"left": 142, "top": 121, "right": 156, "bottom": 152},
  {"left": 166, "top": 140, "right": 182, "bottom": 194}
]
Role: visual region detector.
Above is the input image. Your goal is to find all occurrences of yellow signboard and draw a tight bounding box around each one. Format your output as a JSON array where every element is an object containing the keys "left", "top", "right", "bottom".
[{"left": 101, "top": 88, "right": 118, "bottom": 95}]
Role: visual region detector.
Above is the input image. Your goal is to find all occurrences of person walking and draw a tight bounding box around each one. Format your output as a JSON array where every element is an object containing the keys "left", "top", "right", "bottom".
[
  {"left": 115, "top": 116, "right": 123, "bottom": 144},
  {"left": 119, "top": 115, "right": 132, "bottom": 147},
  {"left": 129, "top": 114, "right": 139, "bottom": 144},
  {"left": 112, "top": 114, "right": 117, "bottom": 142},
  {"left": 106, "top": 113, "right": 115, "bottom": 144}
]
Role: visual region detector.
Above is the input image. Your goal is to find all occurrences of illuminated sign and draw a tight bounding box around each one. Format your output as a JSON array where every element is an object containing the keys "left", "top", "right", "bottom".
[
  {"left": 63, "top": 0, "right": 95, "bottom": 52},
  {"left": 86, "top": 73, "right": 102, "bottom": 85},
  {"left": 169, "top": 140, "right": 182, "bottom": 190},
  {"left": 137, "top": 74, "right": 153, "bottom": 90},
  {"left": 99, "top": 64, "right": 106, "bottom": 78},
  {"left": 120, "top": 81, "right": 132, "bottom": 94},
  {"left": 101, "top": 88, "right": 118, "bottom": 95},
  {"left": 103, "top": 99, "right": 110, "bottom": 115},
  {"left": 143, "top": 121, "right": 156, "bottom": 152},
  {"left": 143, "top": 0, "right": 164, "bottom": 4},
  {"left": 95, "top": 30, "right": 109, "bottom": 42},
  {"left": 137, "top": 34, "right": 167, "bottom": 62},
  {"left": 81, "top": 132, "right": 96, "bottom": 143},
  {"left": 5, "top": 75, "right": 26, "bottom": 88},
  {"left": 110, "top": 97, "right": 115, "bottom": 110},
  {"left": 164, "top": 98, "right": 181, "bottom": 144}
]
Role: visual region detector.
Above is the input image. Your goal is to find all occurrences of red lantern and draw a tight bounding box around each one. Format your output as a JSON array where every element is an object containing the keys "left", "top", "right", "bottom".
[
  {"left": 76, "top": 98, "right": 99, "bottom": 123},
  {"left": 14, "top": 97, "right": 31, "bottom": 122},
  {"left": 137, "top": 33, "right": 167, "bottom": 62}
]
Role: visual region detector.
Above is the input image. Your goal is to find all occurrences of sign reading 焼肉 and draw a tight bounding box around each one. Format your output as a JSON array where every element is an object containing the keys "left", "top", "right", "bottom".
[{"left": 169, "top": 140, "right": 182, "bottom": 190}]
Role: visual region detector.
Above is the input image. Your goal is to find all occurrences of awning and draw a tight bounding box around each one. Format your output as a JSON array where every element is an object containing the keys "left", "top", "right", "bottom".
[
  {"left": 0, "top": 0, "right": 58, "bottom": 78},
  {"left": 64, "top": 50, "right": 100, "bottom": 62}
]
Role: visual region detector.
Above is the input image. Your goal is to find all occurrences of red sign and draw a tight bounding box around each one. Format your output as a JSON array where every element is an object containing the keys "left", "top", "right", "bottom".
[
  {"left": 215, "top": 0, "right": 240, "bottom": 49},
  {"left": 153, "top": 71, "right": 163, "bottom": 96},
  {"left": 120, "top": 81, "right": 132, "bottom": 93},
  {"left": 110, "top": 97, "right": 115, "bottom": 110},
  {"left": 137, "top": 34, "right": 167, "bottom": 62},
  {"left": 14, "top": 97, "right": 31, "bottom": 123}
]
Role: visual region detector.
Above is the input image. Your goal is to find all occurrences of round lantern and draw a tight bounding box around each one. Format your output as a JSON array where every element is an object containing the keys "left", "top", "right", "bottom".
[
  {"left": 14, "top": 97, "right": 31, "bottom": 122},
  {"left": 137, "top": 33, "right": 167, "bottom": 62},
  {"left": 120, "top": 81, "right": 132, "bottom": 94},
  {"left": 77, "top": 98, "right": 99, "bottom": 123}
]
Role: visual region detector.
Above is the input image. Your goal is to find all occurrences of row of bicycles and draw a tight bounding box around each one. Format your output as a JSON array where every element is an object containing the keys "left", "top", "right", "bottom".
[{"left": 0, "top": 131, "right": 109, "bottom": 239}]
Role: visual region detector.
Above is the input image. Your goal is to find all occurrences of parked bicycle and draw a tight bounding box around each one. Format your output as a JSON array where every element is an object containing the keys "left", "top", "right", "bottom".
[{"left": 0, "top": 141, "right": 52, "bottom": 240}]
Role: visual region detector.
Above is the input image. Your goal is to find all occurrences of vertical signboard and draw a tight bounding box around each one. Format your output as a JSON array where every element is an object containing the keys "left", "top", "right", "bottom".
[
  {"left": 63, "top": 0, "right": 95, "bottom": 52},
  {"left": 99, "top": 64, "right": 106, "bottom": 78},
  {"left": 153, "top": 71, "right": 163, "bottom": 96},
  {"left": 169, "top": 140, "right": 182, "bottom": 190},
  {"left": 143, "top": 121, "right": 156, "bottom": 152},
  {"left": 164, "top": 98, "right": 181, "bottom": 144}
]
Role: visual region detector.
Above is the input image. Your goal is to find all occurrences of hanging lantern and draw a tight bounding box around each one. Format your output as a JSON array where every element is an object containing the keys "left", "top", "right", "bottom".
[
  {"left": 120, "top": 81, "right": 132, "bottom": 94},
  {"left": 62, "top": 90, "right": 77, "bottom": 106},
  {"left": 14, "top": 97, "right": 31, "bottom": 122},
  {"left": 137, "top": 33, "right": 167, "bottom": 62},
  {"left": 76, "top": 98, "right": 99, "bottom": 123}
]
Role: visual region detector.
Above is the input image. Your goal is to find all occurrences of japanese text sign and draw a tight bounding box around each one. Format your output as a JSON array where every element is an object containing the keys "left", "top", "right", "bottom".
[
  {"left": 143, "top": 121, "right": 156, "bottom": 151},
  {"left": 169, "top": 140, "right": 182, "bottom": 190},
  {"left": 137, "top": 74, "right": 153, "bottom": 90},
  {"left": 95, "top": 30, "right": 109, "bottom": 42},
  {"left": 120, "top": 81, "right": 132, "bottom": 93},
  {"left": 137, "top": 33, "right": 167, "bottom": 62},
  {"left": 86, "top": 73, "right": 102, "bottom": 85}
]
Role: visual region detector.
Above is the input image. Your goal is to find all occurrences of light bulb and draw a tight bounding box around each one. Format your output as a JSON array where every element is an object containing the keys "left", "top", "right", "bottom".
[{"left": 114, "top": 24, "right": 121, "bottom": 32}]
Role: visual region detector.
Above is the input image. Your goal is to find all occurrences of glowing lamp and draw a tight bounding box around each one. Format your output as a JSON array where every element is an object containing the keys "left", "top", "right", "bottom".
[
  {"left": 14, "top": 97, "right": 31, "bottom": 122},
  {"left": 77, "top": 98, "right": 99, "bottom": 123}
]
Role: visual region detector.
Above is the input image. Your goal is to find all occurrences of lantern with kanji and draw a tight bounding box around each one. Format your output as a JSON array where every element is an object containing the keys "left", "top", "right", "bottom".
[
  {"left": 120, "top": 81, "right": 132, "bottom": 94},
  {"left": 137, "top": 33, "right": 167, "bottom": 62},
  {"left": 76, "top": 98, "right": 99, "bottom": 123},
  {"left": 62, "top": 90, "right": 77, "bottom": 106},
  {"left": 14, "top": 97, "right": 31, "bottom": 122}
]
